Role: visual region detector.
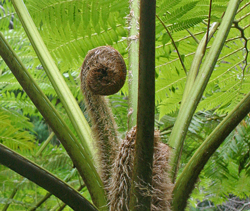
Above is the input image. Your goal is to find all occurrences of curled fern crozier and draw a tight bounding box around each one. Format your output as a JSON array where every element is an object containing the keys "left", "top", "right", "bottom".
[{"left": 80, "top": 46, "right": 126, "bottom": 188}]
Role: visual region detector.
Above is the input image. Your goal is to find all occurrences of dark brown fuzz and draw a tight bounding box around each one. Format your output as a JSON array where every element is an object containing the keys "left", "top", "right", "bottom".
[{"left": 82, "top": 46, "right": 126, "bottom": 95}]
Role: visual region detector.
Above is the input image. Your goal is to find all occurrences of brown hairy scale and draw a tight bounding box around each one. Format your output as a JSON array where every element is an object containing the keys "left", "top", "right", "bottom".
[
  {"left": 151, "top": 130, "right": 173, "bottom": 211},
  {"left": 108, "top": 126, "right": 137, "bottom": 211},
  {"left": 108, "top": 127, "right": 173, "bottom": 211},
  {"left": 80, "top": 46, "right": 126, "bottom": 188}
]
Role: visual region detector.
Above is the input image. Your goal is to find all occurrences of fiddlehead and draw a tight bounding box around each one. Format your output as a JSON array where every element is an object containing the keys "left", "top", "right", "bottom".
[
  {"left": 80, "top": 46, "right": 127, "bottom": 188},
  {"left": 81, "top": 46, "right": 172, "bottom": 211}
]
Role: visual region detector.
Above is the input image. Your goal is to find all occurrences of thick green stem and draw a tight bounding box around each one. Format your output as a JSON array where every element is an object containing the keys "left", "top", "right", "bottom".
[
  {"left": 128, "top": 0, "right": 139, "bottom": 129},
  {"left": 0, "top": 32, "right": 107, "bottom": 210},
  {"left": 0, "top": 144, "right": 98, "bottom": 211},
  {"left": 51, "top": 184, "right": 85, "bottom": 211},
  {"left": 168, "top": 0, "right": 240, "bottom": 182},
  {"left": 129, "top": 0, "right": 156, "bottom": 210},
  {"left": 10, "top": 0, "right": 95, "bottom": 161},
  {"left": 172, "top": 91, "right": 250, "bottom": 211}
]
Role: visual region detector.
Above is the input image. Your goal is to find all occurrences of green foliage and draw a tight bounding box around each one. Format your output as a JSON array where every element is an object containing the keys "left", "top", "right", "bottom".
[
  {"left": 24, "top": 0, "right": 129, "bottom": 73},
  {"left": 156, "top": 0, "right": 249, "bottom": 117},
  {"left": 0, "top": 0, "right": 249, "bottom": 210},
  {"left": 0, "top": 106, "right": 35, "bottom": 150},
  {"left": 109, "top": 94, "right": 128, "bottom": 135},
  {"left": 0, "top": 0, "right": 19, "bottom": 30},
  {"left": 182, "top": 115, "right": 250, "bottom": 209}
]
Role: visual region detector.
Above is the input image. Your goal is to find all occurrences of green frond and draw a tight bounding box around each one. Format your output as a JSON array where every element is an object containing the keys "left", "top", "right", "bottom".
[
  {"left": 1, "top": 107, "right": 34, "bottom": 131},
  {"left": 42, "top": 152, "right": 72, "bottom": 173},
  {"left": 0, "top": 0, "right": 20, "bottom": 30},
  {"left": 171, "top": 17, "right": 207, "bottom": 32},
  {"left": 23, "top": 0, "right": 129, "bottom": 73},
  {"left": 156, "top": 0, "right": 250, "bottom": 118},
  {"left": 197, "top": 8, "right": 250, "bottom": 113},
  {"left": 0, "top": 70, "right": 21, "bottom": 91},
  {"left": 0, "top": 107, "right": 35, "bottom": 151},
  {"left": 156, "top": 0, "right": 182, "bottom": 16},
  {"left": 0, "top": 30, "right": 36, "bottom": 69},
  {"left": 160, "top": 1, "right": 200, "bottom": 24},
  {"left": 188, "top": 115, "right": 250, "bottom": 206},
  {"left": 109, "top": 94, "right": 128, "bottom": 134},
  {"left": 0, "top": 91, "right": 37, "bottom": 116},
  {"left": 159, "top": 110, "right": 216, "bottom": 145},
  {"left": 158, "top": 84, "right": 185, "bottom": 118},
  {"left": 156, "top": 0, "right": 219, "bottom": 33}
]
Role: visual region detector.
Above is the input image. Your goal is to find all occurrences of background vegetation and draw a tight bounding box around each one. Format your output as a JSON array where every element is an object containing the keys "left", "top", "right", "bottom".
[{"left": 0, "top": 0, "right": 249, "bottom": 210}]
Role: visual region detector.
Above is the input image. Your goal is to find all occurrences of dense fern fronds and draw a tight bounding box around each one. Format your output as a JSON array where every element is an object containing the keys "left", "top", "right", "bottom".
[
  {"left": 2, "top": 0, "right": 247, "bottom": 119},
  {"left": 156, "top": 0, "right": 210, "bottom": 33},
  {"left": 158, "top": 110, "right": 221, "bottom": 145},
  {"left": 23, "top": 0, "right": 129, "bottom": 74},
  {"left": 156, "top": 0, "right": 250, "bottom": 117},
  {"left": 0, "top": 91, "right": 37, "bottom": 116},
  {"left": 1, "top": 0, "right": 130, "bottom": 124},
  {"left": 197, "top": 2, "right": 250, "bottom": 114},
  {"left": 155, "top": 0, "right": 213, "bottom": 111},
  {"left": 188, "top": 115, "right": 250, "bottom": 207}
]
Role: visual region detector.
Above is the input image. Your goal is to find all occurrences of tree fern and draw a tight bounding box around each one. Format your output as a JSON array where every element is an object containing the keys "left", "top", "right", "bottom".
[{"left": 0, "top": 0, "right": 249, "bottom": 210}]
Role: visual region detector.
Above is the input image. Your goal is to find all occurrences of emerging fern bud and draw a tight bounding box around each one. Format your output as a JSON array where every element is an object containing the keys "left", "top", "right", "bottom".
[
  {"left": 80, "top": 46, "right": 126, "bottom": 188},
  {"left": 81, "top": 46, "right": 126, "bottom": 96}
]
